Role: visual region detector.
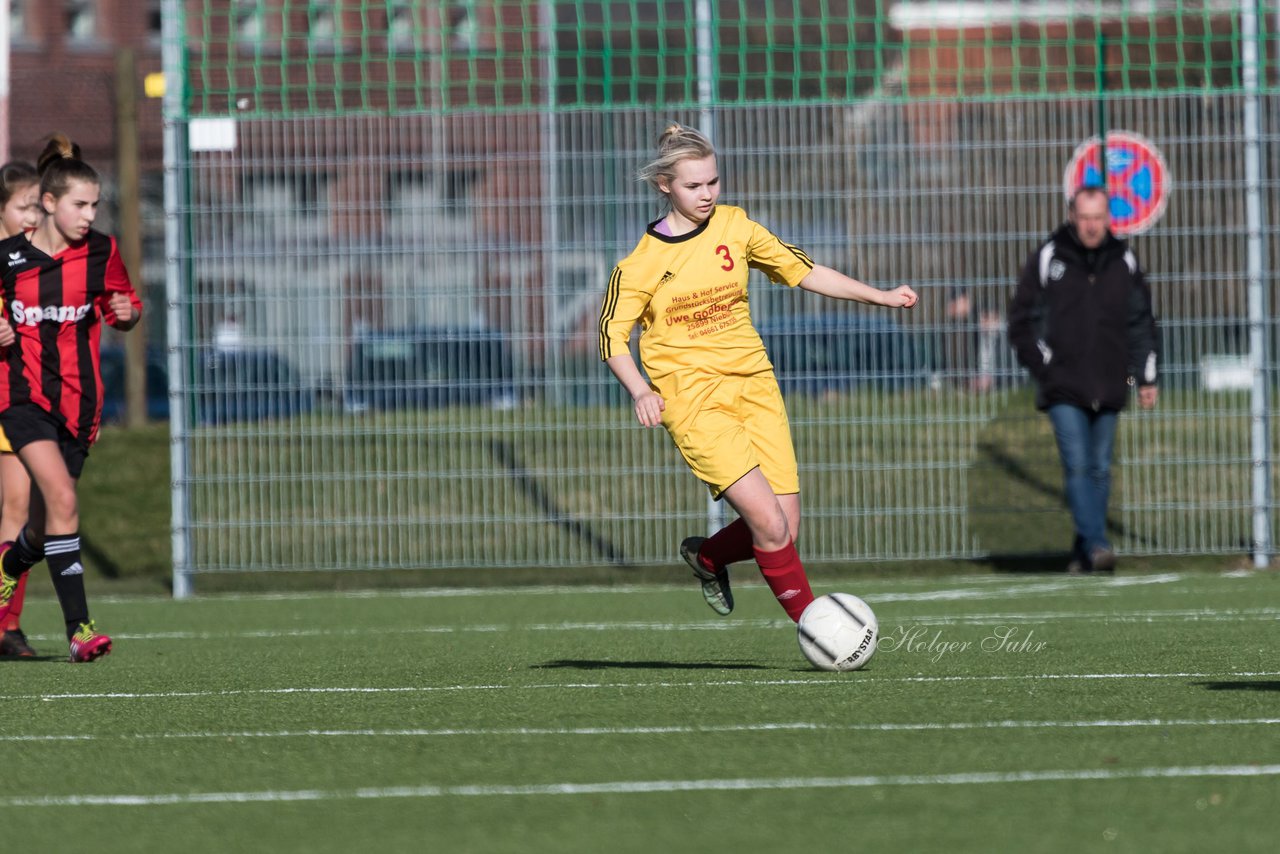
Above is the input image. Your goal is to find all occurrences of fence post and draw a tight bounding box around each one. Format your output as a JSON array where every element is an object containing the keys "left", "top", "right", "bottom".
[
  {"left": 162, "top": 0, "right": 194, "bottom": 598},
  {"left": 1242, "top": 4, "right": 1271, "bottom": 568},
  {"left": 116, "top": 47, "right": 149, "bottom": 428}
]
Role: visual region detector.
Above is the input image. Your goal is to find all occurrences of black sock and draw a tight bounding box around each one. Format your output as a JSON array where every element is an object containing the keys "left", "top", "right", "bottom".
[
  {"left": 44, "top": 533, "right": 89, "bottom": 639},
  {"left": 2, "top": 528, "right": 43, "bottom": 579}
]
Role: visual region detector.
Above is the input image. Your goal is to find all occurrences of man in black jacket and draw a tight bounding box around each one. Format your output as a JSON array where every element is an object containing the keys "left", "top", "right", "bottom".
[{"left": 1008, "top": 186, "right": 1159, "bottom": 573}]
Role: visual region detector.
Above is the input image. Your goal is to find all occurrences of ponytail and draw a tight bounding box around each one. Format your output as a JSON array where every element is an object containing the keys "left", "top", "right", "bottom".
[
  {"left": 37, "top": 133, "right": 99, "bottom": 201},
  {"left": 636, "top": 123, "right": 717, "bottom": 193}
]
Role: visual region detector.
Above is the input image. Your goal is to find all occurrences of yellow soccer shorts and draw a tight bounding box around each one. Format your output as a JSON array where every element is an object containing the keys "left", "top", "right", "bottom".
[
  {"left": 660, "top": 372, "right": 799, "bottom": 499},
  {"left": 0, "top": 425, "right": 10, "bottom": 454}
]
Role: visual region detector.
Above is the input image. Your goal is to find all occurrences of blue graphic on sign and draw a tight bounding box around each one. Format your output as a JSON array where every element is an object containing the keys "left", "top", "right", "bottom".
[{"left": 1064, "top": 131, "right": 1169, "bottom": 236}]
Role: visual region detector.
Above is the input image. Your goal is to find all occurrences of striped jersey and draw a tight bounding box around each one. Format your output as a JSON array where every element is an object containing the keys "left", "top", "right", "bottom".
[
  {"left": 598, "top": 205, "right": 813, "bottom": 389},
  {"left": 0, "top": 229, "right": 144, "bottom": 446}
]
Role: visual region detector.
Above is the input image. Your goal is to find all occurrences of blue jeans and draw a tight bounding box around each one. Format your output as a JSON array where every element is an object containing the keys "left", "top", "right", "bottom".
[{"left": 1046, "top": 404, "right": 1119, "bottom": 558}]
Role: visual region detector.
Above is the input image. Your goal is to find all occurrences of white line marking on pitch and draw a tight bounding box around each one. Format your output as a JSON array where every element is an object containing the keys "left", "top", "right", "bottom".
[
  {"left": 867, "top": 573, "right": 1182, "bottom": 603},
  {"left": 6, "top": 717, "right": 1280, "bottom": 744},
  {"left": 895, "top": 607, "right": 1280, "bottom": 626},
  {"left": 2, "top": 764, "right": 1278, "bottom": 807},
  {"left": 37, "top": 621, "right": 787, "bottom": 642},
  {"left": 91, "top": 572, "right": 1186, "bottom": 605},
  {"left": 24, "top": 602, "right": 1273, "bottom": 644},
  {"left": 7, "top": 671, "right": 1279, "bottom": 703}
]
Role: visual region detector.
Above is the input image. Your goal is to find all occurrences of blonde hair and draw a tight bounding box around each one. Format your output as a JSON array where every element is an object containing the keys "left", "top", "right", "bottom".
[
  {"left": 636, "top": 123, "right": 716, "bottom": 193},
  {"left": 36, "top": 132, "right": 99, "bottom": 201}
]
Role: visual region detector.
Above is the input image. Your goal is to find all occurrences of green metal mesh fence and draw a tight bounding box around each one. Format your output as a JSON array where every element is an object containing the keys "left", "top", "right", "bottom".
[
  {"left": 182, "top": 1, "right": 1279, "bottom": 118},
  {"left": 164, "top": 2, "right": 1280, "bottom": 580}
]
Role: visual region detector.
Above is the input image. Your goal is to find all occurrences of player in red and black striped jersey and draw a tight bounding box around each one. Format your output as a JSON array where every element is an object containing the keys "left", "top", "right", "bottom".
[
  {"left": 0, "top": 227, "right": 137, "bottom": 443},
  {"left": 0, "top": 134, "right": 142, "bottom": 663},
  {"left": 0, "top": 160, "right": 41, "bottom": 657}
]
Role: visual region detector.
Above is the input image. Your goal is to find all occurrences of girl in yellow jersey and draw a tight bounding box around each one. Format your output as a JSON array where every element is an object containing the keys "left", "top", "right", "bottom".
[{"left": 599, "top": 124, "right": 917, "bottom": 622}]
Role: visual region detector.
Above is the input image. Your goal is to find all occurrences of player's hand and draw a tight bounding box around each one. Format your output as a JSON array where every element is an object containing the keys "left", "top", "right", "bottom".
[
  {"left": 633, "top": 390, "right": 666, "bottom": 427},
  {"left": 108, "top": 292, "right": 138, "bottom": 325},
  {"left": 0, "top": 322, "right": 13, "bottom": 348},
  {"left": 882, "top": 285, "right": 918, "bottom": 309},
  {"left": 1138, "top": 385, "right": 1158, "bottom": 410}
]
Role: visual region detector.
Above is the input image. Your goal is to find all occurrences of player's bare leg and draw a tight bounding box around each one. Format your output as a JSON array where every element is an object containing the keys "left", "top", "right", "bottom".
[
  {"left": 9, "top": 441, "right": 109, "bottom": 662},
  {"left": 0, "top": 452, "right": 36, "bottom": 656},
  {"left": 721, "top": 469, "right": 814, "bottom": 621}
]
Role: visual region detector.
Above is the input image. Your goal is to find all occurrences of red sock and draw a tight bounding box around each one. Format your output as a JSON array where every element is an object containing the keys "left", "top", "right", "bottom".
[
  {"left": 5, "top": 573, "right": 27, "bottom": 629},
  {"left": 698, "top": 518, "right": 754, "bottom": 571},
  {"left": 753, "top": 541, "right": 814, "bottom": 622}
]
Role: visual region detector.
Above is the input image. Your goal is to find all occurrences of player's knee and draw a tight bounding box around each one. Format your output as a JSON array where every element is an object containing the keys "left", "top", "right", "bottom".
[
  {"left": 42, "top": 488, "right": 79, "bottom": 530},
  {"left": 1, "top": 495, "right": 27, "bottom": 523},
  {"left": 752, "top": 516, "right": 792, "bottom": 551}
]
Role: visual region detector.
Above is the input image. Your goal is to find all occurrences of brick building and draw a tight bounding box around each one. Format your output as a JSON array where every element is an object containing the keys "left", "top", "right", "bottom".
[{"left": 7, "top": 0, "right": 164, "bottom": 173}]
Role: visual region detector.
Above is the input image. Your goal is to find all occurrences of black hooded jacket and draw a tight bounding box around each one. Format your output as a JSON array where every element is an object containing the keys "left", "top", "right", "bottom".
[{"left": 1007, "top": 223, "right": 1159, "bottom": 412}]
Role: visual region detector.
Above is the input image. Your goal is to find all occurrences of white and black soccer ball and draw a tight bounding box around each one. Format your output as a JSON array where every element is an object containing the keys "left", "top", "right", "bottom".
[{"left": 796, "top": 593, "right": 878, "bottom": 672}]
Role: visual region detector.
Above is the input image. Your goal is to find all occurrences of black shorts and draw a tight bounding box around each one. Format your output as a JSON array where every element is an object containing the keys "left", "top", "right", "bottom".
[{"left": 0, "top": 404, "right": 89, "bottom": 479}]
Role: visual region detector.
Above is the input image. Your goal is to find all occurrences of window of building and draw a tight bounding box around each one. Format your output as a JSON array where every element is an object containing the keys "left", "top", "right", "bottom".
[
  {"left": 234, "top": 0, "right": 265, "bottom": 43},
  {"left": 66, "top": 0, "right": 97, "bottom": 42},
  {"left": 147, "top": 0, "right": 162, "bottom": 38},
  {"left": 308, "top": 1, "right": 340, "bottom": 52},
  {"left": 9, "top": 1, "right": 26, "bottom": 40},
  {"left": 447, "top": 1, "right": 477, "bottom": 52},
  {"left": 388, "top": 1, "right": 416, "bottom": 50},
  {"left": 385, "top": 2, "right": 477, "bottom": 55}
]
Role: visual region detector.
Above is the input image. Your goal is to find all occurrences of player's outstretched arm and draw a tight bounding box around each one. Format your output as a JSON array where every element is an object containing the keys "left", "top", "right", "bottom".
[
  {"left": 605, "top": 353, "right": 666, "bottom": 427},
  {"left": 799, "top": 264, "right": 918, "bottom": 309}
]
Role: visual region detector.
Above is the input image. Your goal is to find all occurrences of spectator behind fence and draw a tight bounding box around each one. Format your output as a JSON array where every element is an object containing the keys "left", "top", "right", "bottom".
[
  {"left": 1007, "top": 185, "right": 1158, "bottom": 574},
  {"left": 943, "top": 286, "right": 1005, "bottom": 393},
  {"left": 943, "top": 286, "right": 974, "bottom": 389}
]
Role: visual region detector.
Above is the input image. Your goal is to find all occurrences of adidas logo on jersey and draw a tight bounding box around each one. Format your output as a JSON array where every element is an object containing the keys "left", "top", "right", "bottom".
[{"left": 10, "top": 300, "right": 93, "bottom": 327}]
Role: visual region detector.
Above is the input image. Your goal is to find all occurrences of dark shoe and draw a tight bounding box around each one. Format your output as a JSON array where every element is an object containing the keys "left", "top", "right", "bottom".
[
  {"left": 0, "top": 628, "right": 36, "bottom": 657},
  {"left": 1089, "top": 547, "right": 1117, "bottom": 573},
  {"left": 680, "top": 536, "right": 734, "bottom": 616}
]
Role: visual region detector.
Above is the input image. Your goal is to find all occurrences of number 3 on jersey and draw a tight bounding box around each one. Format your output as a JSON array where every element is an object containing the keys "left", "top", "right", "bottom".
[{"left": 715, "top": 244, "right": 734, "bottom": 271}]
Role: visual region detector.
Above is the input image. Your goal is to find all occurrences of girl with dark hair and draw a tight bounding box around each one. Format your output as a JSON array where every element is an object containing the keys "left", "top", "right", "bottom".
[
  {"left": 0, "top": 160, "right": 41, "bottom": 657},
  {"left": 0, "top": 134, "right": 143, "bottom": 662}
]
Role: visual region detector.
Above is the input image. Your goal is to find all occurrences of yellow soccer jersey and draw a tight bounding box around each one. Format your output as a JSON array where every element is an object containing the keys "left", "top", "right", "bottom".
[{"left": 597, "top": 205, "right": 813, "bottom": 389}]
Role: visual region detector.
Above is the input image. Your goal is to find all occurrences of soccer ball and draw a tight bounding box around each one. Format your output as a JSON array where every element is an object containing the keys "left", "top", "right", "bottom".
[{"left": 796, "top": 593, "right": 878, "bottom": 672}]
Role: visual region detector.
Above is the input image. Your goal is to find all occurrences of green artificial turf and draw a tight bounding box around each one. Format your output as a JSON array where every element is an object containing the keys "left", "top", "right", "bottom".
[{"left": 3, "top": 568, "right": 1278, "bottom": 852}]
